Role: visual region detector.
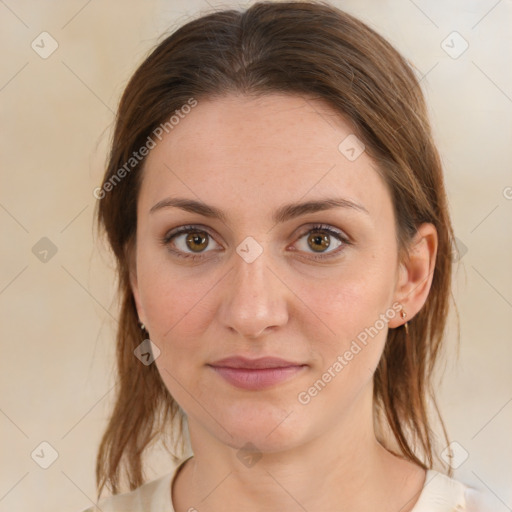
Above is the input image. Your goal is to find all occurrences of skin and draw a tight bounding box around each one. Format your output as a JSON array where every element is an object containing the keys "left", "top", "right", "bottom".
[{"left": 130, "top": 93, "right": 438, "bottom": 512}]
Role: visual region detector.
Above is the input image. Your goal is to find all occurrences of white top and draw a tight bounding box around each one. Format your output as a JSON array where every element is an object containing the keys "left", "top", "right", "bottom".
[{"left": 80, "top": 458, "right": 495, "bottom": 511}]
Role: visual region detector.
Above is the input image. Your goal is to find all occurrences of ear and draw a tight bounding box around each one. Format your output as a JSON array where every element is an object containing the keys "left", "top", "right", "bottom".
[
  {"left": 388, "top": 223, "right": 438, "bottom": 328},
  {"left": 128, "top": 242, "right": 147, "bottom": 327}
]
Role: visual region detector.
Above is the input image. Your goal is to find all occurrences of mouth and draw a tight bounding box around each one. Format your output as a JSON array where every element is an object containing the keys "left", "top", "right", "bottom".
[{"left": 207, "top": 356, "right": 308, "bottom": 390}]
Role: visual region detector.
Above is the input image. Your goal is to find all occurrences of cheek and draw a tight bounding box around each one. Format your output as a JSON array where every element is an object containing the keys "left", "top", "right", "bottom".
[
  {"left": 294, "top": 273, "right": 395, "bottom": 421},
  {"left": 139, "top": 262, "right": 216, "bottom": 405},
  {"left": 291, "top": 253, "right": 398, "bottom": 404},
  {"left": 295, "top": 256, "right": 397, "bottom": 343},
  {"left": 137, "top": 250, "right": 218, "bottom": 351}
]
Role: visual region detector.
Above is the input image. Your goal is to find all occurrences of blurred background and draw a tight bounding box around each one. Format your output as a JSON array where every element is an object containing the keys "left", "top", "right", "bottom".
[{"left": 0, "top": 1, "right": 511, "bottom": 510}]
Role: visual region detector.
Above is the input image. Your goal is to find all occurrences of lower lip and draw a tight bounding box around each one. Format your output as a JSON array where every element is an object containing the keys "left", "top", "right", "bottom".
[{"left": 209, "top": 365, "right": 306, "bottom": 390}]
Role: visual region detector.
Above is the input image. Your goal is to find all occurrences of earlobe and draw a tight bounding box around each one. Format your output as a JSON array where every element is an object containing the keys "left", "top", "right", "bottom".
[{"left": 389, "top": 223, "right": 438, "bottom": 328}]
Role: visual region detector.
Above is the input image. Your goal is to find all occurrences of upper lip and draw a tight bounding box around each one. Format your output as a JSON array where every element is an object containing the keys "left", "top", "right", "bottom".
[{"left": 208, "top": 356, "right": 306, "bottom": 369}]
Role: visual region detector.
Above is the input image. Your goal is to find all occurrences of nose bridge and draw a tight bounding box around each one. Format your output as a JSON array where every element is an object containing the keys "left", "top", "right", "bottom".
[{"left": 219, "top": 243, "right": 288, "bottom": 338}]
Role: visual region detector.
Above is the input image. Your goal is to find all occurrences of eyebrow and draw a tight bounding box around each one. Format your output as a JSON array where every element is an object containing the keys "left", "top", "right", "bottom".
[{"left": 149, "top": 196, "right": 369, "bottom": 224}]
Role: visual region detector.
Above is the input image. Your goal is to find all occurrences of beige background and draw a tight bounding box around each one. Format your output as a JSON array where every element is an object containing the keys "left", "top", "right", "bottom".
[{"left": 1, "top": 1, "right": 511, "bottom": 511}]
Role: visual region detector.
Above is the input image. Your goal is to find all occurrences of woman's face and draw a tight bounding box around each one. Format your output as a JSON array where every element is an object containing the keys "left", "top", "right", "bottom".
[{"left": 132, "top": 93, "right": 407, "bottom": 452}]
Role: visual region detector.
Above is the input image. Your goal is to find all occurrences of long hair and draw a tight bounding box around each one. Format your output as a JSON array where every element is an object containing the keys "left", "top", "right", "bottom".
[{"left": 95, "top": 0, "right": 455, "bottom": 498}]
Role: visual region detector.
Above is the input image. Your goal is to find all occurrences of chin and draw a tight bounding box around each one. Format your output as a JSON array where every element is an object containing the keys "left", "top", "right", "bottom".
[{"left": 210, "top": 401, "right": 310, "bottom": 453}]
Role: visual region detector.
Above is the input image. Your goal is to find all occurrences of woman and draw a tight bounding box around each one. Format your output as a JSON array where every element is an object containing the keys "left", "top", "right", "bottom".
[{"left": 83, "top": 1, "right": 493, "bottom": 510}]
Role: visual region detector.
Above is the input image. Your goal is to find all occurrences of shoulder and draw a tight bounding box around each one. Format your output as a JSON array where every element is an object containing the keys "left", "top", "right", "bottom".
[
  {"left": 412, "top": 470, "right": 497, "bottom": 512},
  {"left": 78, "top": 471, "right": 174, "bottom": 512}
]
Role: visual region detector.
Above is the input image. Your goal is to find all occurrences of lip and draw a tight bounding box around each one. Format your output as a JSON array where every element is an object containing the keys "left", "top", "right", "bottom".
[
  {"left": 208, "top": 356, "right": 307, "bottom": 390},
  {"left": 209, "top": 356, "right": 304, "bottom": 369}
]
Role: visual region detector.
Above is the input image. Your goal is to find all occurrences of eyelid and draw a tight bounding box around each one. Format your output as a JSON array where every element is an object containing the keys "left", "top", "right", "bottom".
[
  {"left": 162, "top": 224, "right": 218, "bottom": 244},
  {"left": 294, "top": 223, "right": 350, "bottom": 243}
]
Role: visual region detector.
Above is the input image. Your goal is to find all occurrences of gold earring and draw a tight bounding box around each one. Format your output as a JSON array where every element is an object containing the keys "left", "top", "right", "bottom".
[{"left": 400, "top": 307, "right": 409, "bottom": 335}]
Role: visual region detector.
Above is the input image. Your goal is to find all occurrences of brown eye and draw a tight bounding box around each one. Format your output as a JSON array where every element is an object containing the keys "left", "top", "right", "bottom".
[
  {"left": 307, "top": 231, "right": 331, "bottom": 252},
  {"left": 185, "top": 231, "right": 209, "bottom": 252},
  {"left": 163, "top": 225, "right": 220, "bottom": 259},
  {"left": 294, "top": 224, "right": 348, "bottom": 260}
]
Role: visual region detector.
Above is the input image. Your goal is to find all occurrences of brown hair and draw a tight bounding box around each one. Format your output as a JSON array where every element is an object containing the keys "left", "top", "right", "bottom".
[{"left": 95, "top": 0, "right": 455, "bottom": 498}]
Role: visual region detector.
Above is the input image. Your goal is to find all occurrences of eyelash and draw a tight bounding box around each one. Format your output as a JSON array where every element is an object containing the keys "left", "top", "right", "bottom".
[{"left": 161, "top": 223, "right": 351, "bottom": 262}]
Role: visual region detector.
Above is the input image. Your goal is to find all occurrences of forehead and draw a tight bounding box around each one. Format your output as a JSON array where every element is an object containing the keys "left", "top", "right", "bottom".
[{"left": 138, "top": 93, "right": 391, "bottom": 222}]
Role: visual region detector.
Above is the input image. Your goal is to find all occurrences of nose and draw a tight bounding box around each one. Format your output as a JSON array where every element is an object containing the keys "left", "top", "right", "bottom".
[{"left": 217, "top": 247, "right": 289, "bottom": 339}]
